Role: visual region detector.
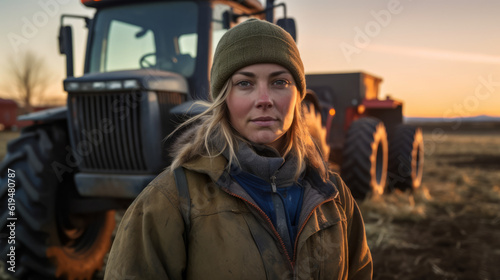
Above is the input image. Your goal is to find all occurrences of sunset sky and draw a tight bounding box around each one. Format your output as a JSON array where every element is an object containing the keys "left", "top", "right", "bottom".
[{"left": 1, "top": 0, "right": 499, "bottom": 118}]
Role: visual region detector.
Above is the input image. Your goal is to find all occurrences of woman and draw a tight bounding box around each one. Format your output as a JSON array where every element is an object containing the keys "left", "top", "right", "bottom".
[{"left": 104, "top": 19, "right": 372, "bottom": 280}]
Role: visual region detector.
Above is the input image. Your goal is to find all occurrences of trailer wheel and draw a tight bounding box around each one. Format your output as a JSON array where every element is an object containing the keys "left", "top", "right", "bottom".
[
  {"left": 341, "top": 117, "right": 388, "bottom": 199},
  {"left": 388, "top": 125, "right": 424, "bottom": 191},
  {"left": 303, "top": 101, "right": 330, "bottom": 161},
  {"left": 0, "top": 123, "right": 115, "bottom": 280}
]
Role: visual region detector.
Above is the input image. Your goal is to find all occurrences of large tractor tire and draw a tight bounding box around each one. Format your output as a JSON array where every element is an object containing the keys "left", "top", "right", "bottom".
[
  {"left": 341, "top": 117, "right": 388, "bottom": 199},
  {"left": 0, "top": 122, "right": 115, "bottom": 280},
  {"left": 388, "top": 125, "right": 424, "bottom": 191}
]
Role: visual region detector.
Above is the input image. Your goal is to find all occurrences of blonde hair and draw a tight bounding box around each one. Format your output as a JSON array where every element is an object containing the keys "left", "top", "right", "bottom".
[{"left": 169, "top": 80, "right": 327, "bottom": 181}]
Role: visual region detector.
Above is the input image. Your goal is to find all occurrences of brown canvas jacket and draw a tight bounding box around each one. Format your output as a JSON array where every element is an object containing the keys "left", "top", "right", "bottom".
[{"left": 104, "top": 155, "right": 372, "bottom": 280}]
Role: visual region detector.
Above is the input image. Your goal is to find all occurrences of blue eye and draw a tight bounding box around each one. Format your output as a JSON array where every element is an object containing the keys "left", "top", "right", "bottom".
[
  {"left": 273, "top": 79, "right": 291, "bottom": 86},
  {"left": 236, "top": 81, "right": 251, "bottom": 87}
]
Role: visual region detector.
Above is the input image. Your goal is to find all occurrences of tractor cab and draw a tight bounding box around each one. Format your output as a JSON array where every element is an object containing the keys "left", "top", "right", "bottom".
[{"left": 60, "top": 0, "right": 272, "bottom": 99}]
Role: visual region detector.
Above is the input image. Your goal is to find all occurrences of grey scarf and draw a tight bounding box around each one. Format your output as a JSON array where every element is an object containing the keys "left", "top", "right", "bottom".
[{"left": 226, "top": 141, "right": 305, "bottom": 187}]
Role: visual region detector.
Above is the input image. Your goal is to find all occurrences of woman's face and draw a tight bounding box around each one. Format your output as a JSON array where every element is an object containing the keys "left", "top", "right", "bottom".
[{"left": 226, "top": 63, "right": 299, "bottom": 151}]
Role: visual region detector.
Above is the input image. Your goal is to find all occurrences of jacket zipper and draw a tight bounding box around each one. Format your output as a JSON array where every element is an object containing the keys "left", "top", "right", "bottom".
[
  {"left": 271, "top": 175, "right": 277, "bottom": 192},
  {"left": 221, "top": 189, "right": 294, "bottom": 269},
  {"left": 223, "top": 176, "right": 336, "bottom": 273}
]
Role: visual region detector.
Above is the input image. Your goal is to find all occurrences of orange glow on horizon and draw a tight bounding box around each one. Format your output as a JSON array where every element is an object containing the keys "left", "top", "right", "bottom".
[
  {"left": 368, "top": 44, "right": 500, "bottom": 65},
  {"left": 403, "top": 106, "right": 500, "bottom": 119}
]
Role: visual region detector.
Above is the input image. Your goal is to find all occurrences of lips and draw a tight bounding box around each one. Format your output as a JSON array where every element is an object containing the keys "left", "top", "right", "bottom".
[{"left": 251, "top": 116, "right": 278, "bottom": 126}]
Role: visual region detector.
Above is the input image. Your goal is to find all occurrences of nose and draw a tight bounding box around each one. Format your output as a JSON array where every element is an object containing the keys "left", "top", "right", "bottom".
[{"left": 255, "top": 86, "right": 273, "bottom": 109}]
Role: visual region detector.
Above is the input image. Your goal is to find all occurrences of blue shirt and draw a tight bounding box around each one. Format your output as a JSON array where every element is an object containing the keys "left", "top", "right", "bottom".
[{"left": 232, "top": 171, "right": 304, "bottom": 246}]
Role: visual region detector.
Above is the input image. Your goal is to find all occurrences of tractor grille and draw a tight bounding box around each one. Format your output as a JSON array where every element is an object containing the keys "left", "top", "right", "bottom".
[
  {"left": 68, "top": 91, "right": 187, "bottom": 173},
  {"left": 69, "top": 91, "right": 147, "bottom": 173}
]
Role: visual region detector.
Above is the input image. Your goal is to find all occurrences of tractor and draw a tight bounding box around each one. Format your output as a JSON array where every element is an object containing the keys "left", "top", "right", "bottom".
[
  {"left": 0, "top": 0, "right": 423, "bottom": 278},
  {"left": 306, "top": 72, "right": 424, "bottom": 199}
]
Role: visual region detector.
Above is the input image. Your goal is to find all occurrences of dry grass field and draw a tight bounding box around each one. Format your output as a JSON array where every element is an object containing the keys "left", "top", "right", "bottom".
[
  {"left": 360, "top": 126, "right": 500, "bottom": 280},
  {"left": 1, "top": 124, "right": 499, "bottom": 279}
]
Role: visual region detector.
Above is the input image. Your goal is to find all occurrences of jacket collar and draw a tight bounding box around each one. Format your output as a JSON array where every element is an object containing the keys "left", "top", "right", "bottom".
[
  {"left": 182, "top": 153, "right": 338, "bottom": 201},
  {"left": 182, "top": 155, "right": 227, "bottom": 184}
]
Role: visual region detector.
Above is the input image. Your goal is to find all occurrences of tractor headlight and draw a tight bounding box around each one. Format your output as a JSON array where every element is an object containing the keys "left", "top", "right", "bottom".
[
  {"left": 65, "top": 82, "right": 80, "bottom": 91},
  {"left": 106, "top": 81, "right": 122, "bottom": 90},
  {"left": 123, "top": 79, "right": 139, "bottom": 89},
  {"left": 64, "top": 79, "right": 140, "bottom": 92}
]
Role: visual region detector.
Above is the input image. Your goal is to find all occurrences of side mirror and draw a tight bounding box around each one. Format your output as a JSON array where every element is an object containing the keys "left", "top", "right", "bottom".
[
  {"left": 276, "top": 18, "right": 297, "bottom": 42},
  {"left": 58, "top": 26, "right": 72, "bottom": 54},
  {"left": 59, "top": 15, "right": 90, "bottom": 78},
  {"left": 58, "top": 25, "right": 74, "bottom": 77}
]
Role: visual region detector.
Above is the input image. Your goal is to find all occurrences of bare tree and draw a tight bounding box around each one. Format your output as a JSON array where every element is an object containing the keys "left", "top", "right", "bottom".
[{"left": 3, "top": 50, "right": 52, "bottom": 112}]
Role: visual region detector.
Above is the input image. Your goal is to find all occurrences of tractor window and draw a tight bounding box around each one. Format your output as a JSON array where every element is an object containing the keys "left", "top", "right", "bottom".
[
  {"left": 178, "top": 33, "right": 197, "bottom": 58},
  {"left": 211, "top": 4, "right": 231, "bottom": 59},
  {"left": 106, "top": 21, "right": 156, "bottom": 72},
  {"left": 88, "top": 2, "right": 198, "bottom": 76}
]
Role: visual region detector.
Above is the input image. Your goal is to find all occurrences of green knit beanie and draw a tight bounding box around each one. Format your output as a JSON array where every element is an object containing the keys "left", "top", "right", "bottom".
[{"left": 210, "top": 18, "right": 305, "bottom": 100}]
